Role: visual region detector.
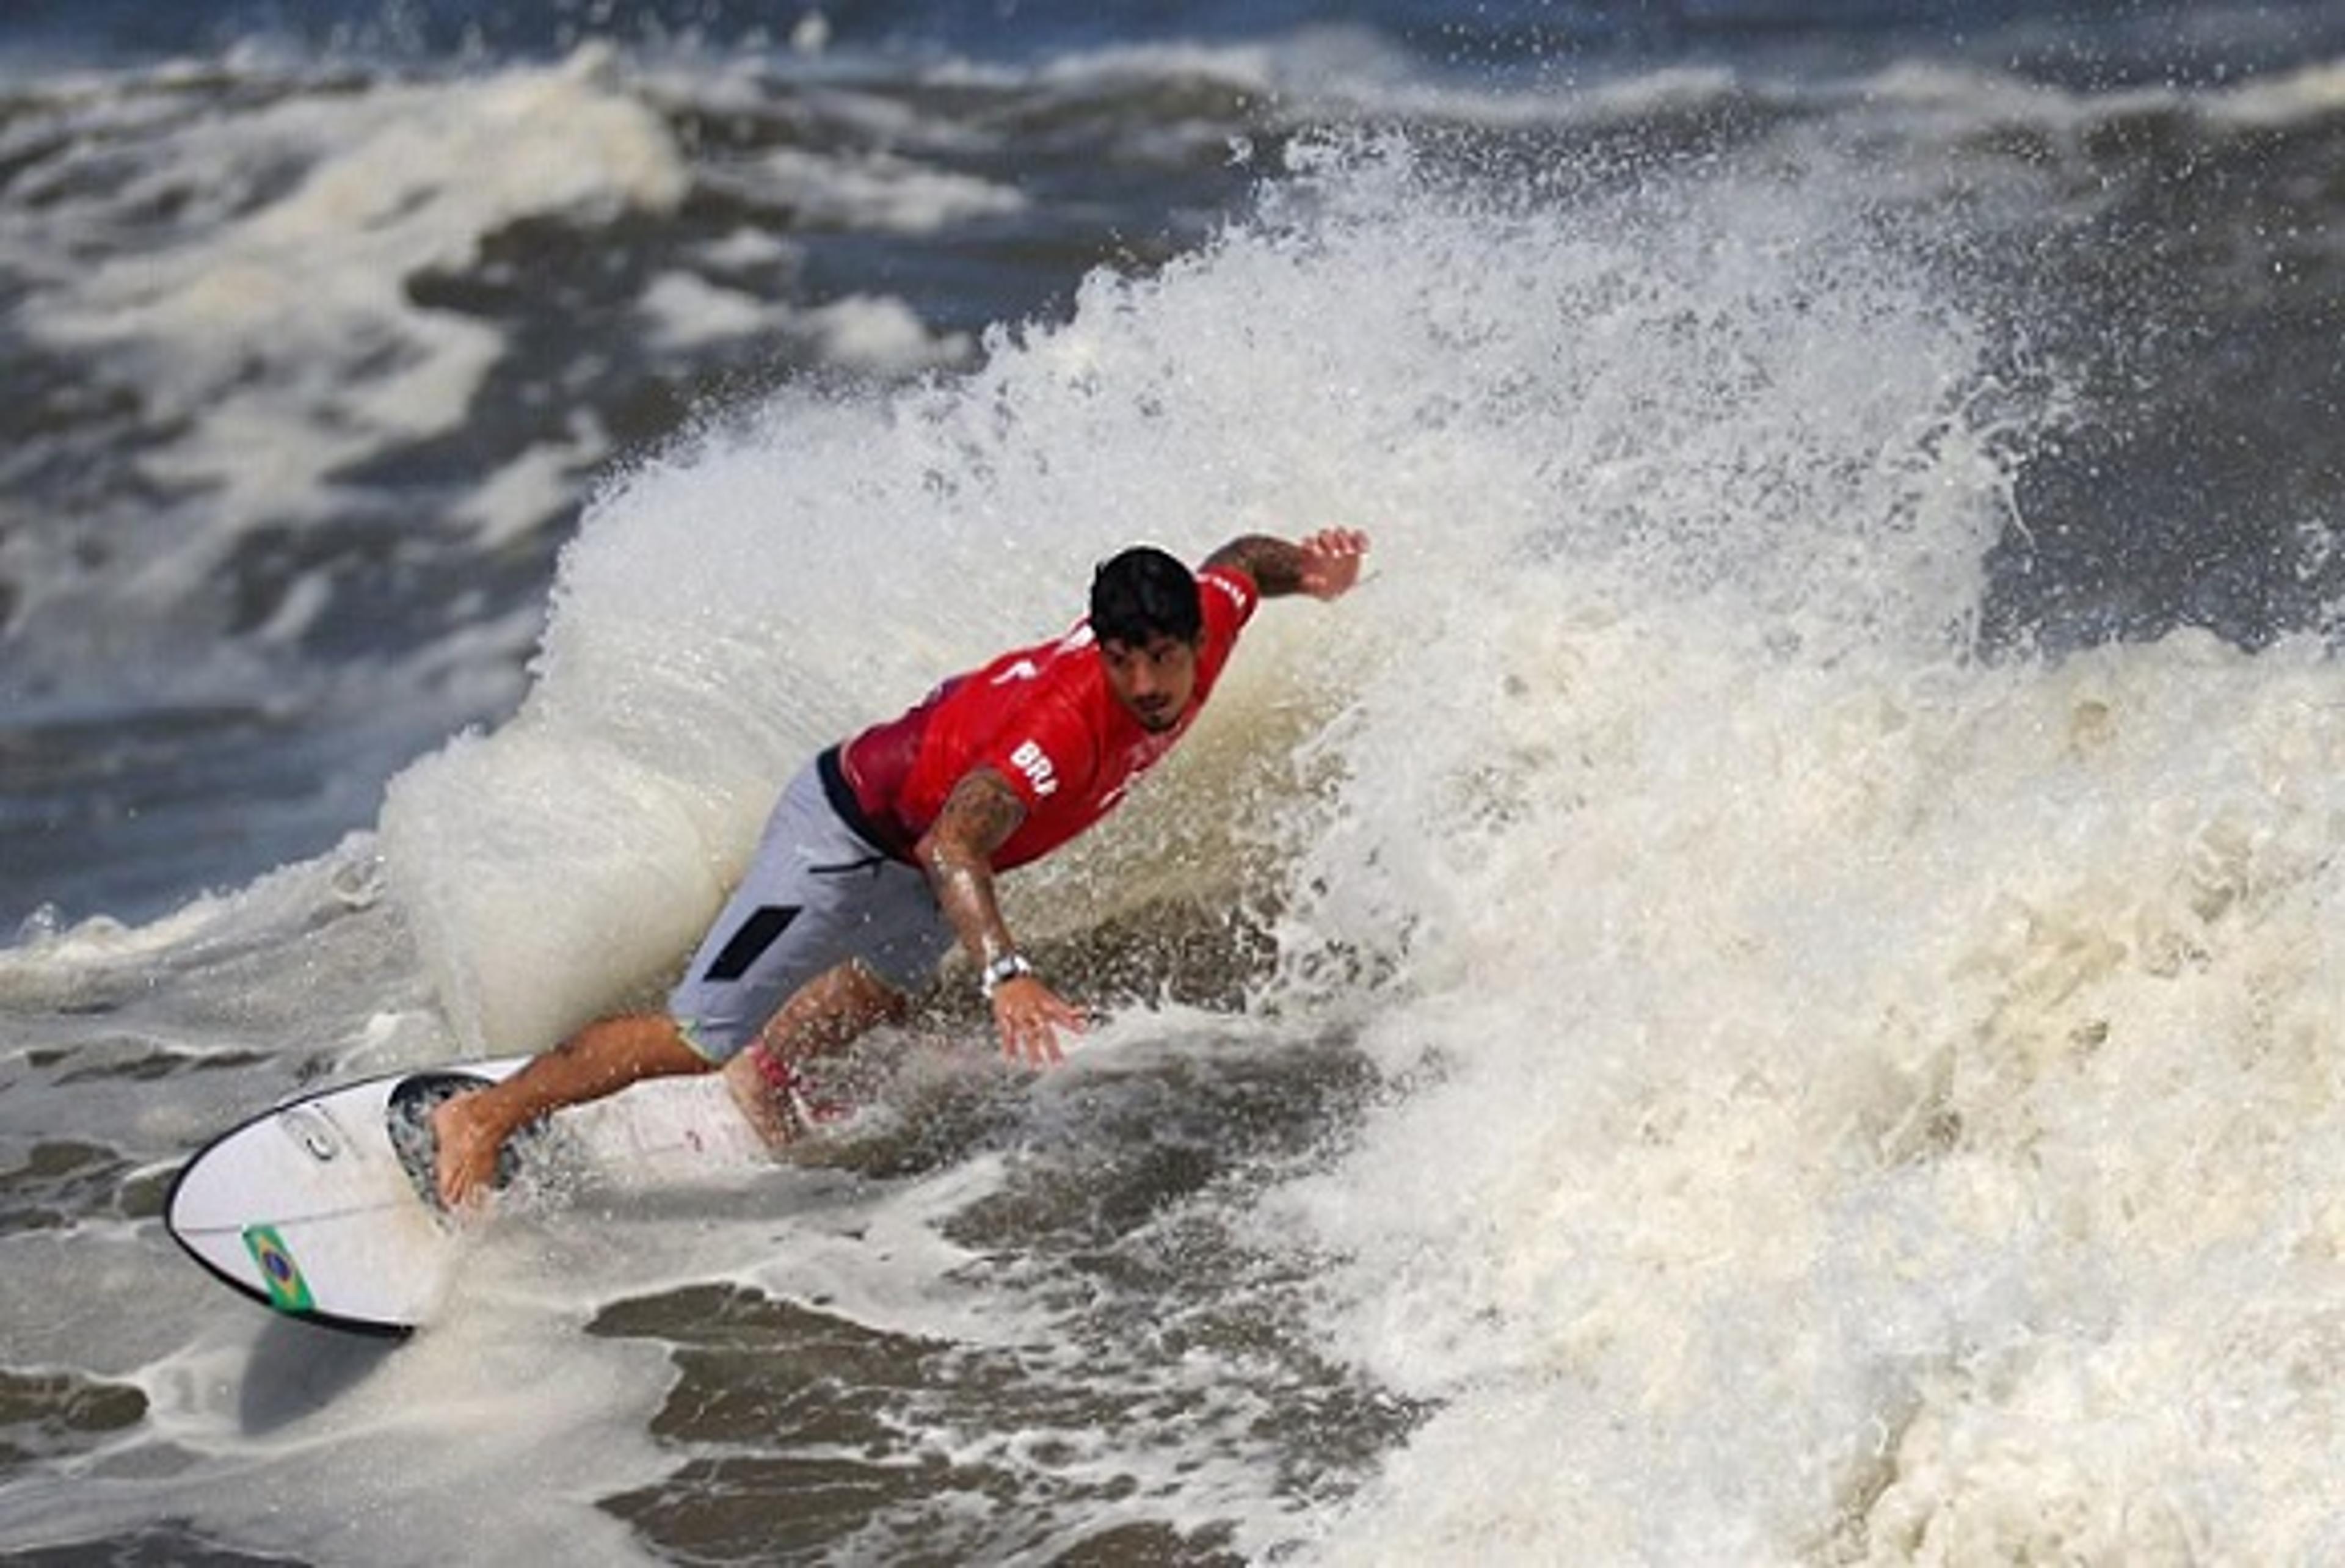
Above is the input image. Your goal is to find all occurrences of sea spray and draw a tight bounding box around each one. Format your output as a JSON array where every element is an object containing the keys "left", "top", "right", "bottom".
[
  {"left": 13, "top": 21, "right": 2345, "bottom": 1556},
  {"left": 1216, "top": 144, "right": 2345, "bottom": 1567}
]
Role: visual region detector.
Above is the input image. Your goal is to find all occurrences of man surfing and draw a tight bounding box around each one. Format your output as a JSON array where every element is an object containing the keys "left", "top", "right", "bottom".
[{"left": 433, "top": 529, "right": 1370, "bottom": 1207}]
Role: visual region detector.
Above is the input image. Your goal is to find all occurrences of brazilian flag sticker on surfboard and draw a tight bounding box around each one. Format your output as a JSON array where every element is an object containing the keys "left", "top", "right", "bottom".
[{"left": 241, "top": 1224, "right": 314, "bottom": 1313}]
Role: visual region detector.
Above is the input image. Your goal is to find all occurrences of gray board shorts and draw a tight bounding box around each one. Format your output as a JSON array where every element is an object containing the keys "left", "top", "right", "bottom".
[{"left": 669, "top": 754, "right": 953, "bottom": 1064}]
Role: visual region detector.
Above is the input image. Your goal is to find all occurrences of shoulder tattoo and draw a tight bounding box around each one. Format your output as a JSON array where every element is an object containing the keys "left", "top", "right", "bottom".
[{"left": 937, "top": 768, "right": 1027, "bottom": 858}]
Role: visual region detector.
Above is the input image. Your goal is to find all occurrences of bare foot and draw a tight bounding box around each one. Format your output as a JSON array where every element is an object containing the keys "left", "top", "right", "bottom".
[{"left": 430, "top": 1091, "right": 506, "bottom": 1211}]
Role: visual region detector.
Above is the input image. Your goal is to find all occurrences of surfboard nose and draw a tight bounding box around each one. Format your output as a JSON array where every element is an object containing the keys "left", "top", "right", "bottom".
[{"left": 164, "top": 1069, "right": 489, "bottom": 1337}]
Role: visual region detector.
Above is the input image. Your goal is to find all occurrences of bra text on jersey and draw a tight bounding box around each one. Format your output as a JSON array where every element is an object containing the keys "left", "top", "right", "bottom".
[{"left": 1010, "top": 738, "right": 1060, "bottom": 797}]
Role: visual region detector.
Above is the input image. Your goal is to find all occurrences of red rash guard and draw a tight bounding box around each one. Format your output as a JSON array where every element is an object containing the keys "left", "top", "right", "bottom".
[{"left": 827, "top": 565, "right": 1259, "bottom": 869}]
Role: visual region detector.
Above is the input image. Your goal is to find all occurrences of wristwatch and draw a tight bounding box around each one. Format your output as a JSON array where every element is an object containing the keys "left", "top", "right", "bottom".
[{"left": 980, "top": 951, "right": 1034, "bottom": 999}]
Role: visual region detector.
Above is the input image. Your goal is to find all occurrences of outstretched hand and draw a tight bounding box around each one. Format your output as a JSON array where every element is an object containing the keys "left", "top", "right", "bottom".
[
  {"left": 1296, "top": 527, "right": 1370, "bottom": 600},
  {"left": 992, "top": 974, "right": 1086, "bottom": 1068}
]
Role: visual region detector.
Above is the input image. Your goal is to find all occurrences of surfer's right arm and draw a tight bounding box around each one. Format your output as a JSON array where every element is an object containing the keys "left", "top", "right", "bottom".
[{"left": 915, "top": 768, "right": 1086, "bottom": 1068}]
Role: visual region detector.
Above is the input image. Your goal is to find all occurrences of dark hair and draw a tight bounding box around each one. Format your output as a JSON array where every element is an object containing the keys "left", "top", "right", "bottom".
[{"left": 1089, "top": 546, "right": 1201, "bottom": 647}]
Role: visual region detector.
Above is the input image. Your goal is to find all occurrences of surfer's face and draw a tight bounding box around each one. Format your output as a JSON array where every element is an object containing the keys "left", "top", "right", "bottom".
[{"left": 1099, "top": 632, "right": 1199, "bottom": 733}]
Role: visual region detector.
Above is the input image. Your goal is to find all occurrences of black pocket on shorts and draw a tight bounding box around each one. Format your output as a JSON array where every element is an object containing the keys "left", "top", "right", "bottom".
[{"left": 703, "top": 905, "right": 801, "bottom": 982}]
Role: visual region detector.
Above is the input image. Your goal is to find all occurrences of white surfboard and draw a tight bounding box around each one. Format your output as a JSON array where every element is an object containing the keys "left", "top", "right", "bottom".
[{"left": 165, "top": 1057, "right": 775, "bottom": 1337}]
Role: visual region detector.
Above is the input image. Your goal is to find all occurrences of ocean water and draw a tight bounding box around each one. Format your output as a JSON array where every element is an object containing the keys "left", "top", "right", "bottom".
[{"left": 7, "top": 1, "right": 2345, "bottom": 1562}]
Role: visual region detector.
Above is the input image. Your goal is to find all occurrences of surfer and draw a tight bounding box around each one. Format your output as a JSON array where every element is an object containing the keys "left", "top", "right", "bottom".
[{"left": 432, "top": 529, "right": 1370, "bottom": 1207}]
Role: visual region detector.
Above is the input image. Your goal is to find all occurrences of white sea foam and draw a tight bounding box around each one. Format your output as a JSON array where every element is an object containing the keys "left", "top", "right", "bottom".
[
  {"left": 23, "top": 47, "right": 686, "bottom": 557},
  {"left": 691, "top": 225, "right": 799, "bottom": 271},
  {"left": 1277, "top": 625, "right": 2345, "bottom": 1561},
  {"left": 637, "top": 269, "right": 782, "bottom": 350},
  {"left": 1147, "top": 143, "right": 2345, "bottom": 1564},
  {"left": 2208, "top": 56, "right": 2345, "bottom": 126},
  {"left": 386, "top": 122, "right": 2345, "bottom": 1559},
  {"left": 750, "top": 144, "right": 1029, "bottom": 234},
  {"left": 14, "top": 81, "right": 2345, "bottom": 1561},
  {"left": 634, "top": 267, "right": 967, "bottom": 374},
  {"left": 449, "top": 413, "right": 612, "bottom": 550}
]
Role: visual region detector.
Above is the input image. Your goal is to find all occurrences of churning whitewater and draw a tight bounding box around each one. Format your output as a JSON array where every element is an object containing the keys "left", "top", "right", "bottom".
[{"left": 9, "top": 5, "right": 2345, "bottom": 1563}]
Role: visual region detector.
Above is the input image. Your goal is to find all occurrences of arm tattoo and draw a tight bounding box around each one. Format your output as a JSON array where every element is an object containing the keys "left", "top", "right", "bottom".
[
  {"left": 917, "top": 769, "right": 1028, "bottom": 964},
  {"left": 1202, "top": 534, "right": 1309, "bottom": 597},
  {"left": 933, "top": 769, "right": 1025, "bottom": 860}
]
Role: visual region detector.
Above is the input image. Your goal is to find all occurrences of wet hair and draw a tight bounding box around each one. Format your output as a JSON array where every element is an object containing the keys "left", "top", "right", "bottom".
[{"left": 1089, "top": 545, "right": 1201, "bottom": 648}]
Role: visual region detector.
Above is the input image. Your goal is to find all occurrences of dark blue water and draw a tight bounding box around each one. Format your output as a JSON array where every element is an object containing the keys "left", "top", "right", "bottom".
[{"left": 18, "top": 0, "right": 2344, "bottom": 81}]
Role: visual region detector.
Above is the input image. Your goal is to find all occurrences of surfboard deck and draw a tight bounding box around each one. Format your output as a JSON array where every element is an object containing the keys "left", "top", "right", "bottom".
[{"left": 165, "top": 1056, "right": 774, "bottom": 1337}]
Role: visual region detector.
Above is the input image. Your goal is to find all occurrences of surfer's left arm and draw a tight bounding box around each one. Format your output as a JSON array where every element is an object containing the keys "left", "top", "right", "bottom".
[
  {"left": 1203, "top": 528, "right": 1369, "bottom": 601},
  {"left": 915, "top": 768, "right": 1086, "bottom": 1070}
]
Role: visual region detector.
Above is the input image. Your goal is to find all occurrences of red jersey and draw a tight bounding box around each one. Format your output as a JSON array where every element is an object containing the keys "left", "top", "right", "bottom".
[{"left": 831, "top": 565, "right": 1259, "bottom": 870}]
